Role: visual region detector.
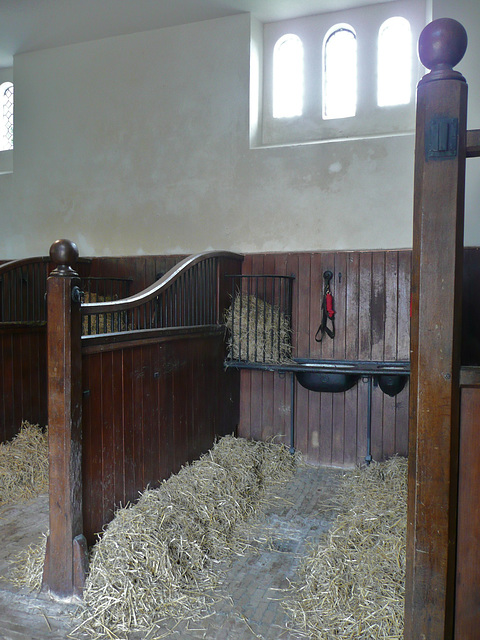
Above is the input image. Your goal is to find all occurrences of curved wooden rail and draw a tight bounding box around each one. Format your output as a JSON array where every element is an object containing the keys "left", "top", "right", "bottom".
[
  {"left": 80, "top": 248, "right": 244, "bottom": 335},
  {"left": 82, "top": 250, "right": 243, "bottom": 313}
]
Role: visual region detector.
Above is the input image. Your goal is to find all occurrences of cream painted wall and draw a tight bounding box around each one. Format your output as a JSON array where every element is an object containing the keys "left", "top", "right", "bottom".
[
  {"left": 0, "top": 1, "right": 478, "bottom": 259},
  {"left": 433, "top": 0, "right": 480, "bottom": 244}
]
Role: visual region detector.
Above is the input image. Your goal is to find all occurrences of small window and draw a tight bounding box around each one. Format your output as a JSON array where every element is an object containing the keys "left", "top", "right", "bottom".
[
  {"left": 0, "top": 82, "right": 13, "bottom": 151},
  {"left": 377, "top": 17, "right": 412, "bottom": 107},
  {"left": 273, "top": 34, "right": 304, "bottom": 118},
  {"left": 323, "top": 25, "right": 357, "bottom": 120}
]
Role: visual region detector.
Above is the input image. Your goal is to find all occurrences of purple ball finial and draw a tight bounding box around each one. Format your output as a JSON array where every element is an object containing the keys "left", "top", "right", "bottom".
[
  {"left": 419, "top": 18, "right": 467, "bottom": 80},
  {"left": 49, "top": 239, "right": 79, "bottom": 274}
]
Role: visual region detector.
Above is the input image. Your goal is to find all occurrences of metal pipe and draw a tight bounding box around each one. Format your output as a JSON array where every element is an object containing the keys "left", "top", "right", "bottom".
[
  {"left": 290, "top": 372, "right": 295, "bottom": 454},
  {"left": 365, "top": 376, "right": 373, "bottom": 465}
]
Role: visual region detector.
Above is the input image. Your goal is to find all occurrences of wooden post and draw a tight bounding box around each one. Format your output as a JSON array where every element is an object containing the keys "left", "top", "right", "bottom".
[
  {"left": 42, "top": 239, "right": 88, "bottom": 599},
  {"left": 405, "top": 19, "right": 468, "bottom": 640}
]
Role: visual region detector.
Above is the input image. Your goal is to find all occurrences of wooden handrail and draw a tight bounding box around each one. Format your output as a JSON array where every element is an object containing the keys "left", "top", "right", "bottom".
[
  {"left": 0, "top": 255, "right": 92, "bottom": 274},
  {"left": 81, "top": 249, "right": 243, "bottom": 314}
]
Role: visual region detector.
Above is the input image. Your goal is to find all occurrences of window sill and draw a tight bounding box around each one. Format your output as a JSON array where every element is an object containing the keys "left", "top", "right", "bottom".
[
  {"left": 250, "top": 129, "right": 414, "bottom": 150},
  {"left": 0, "top": 149, "right": 12, "bottom": 174}
]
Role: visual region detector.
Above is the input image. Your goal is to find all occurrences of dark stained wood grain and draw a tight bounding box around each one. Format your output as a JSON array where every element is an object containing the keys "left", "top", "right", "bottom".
[
  {"left": 42, "top": 243, "right": 87, "bottom": 599},
  {"left": 405, "top": 19, "right": 468, "bottom": 639},
  {"left": 455, "top": 381, "right": 480, "bottom": 639},
  {"left": 80, "top": 330, "right": 236, "bottom": 545},
  {"left": 238, "top": 250, "right": 412, "bottom": 466}
]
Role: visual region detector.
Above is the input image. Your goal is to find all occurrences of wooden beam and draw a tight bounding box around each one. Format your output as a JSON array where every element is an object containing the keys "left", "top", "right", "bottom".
[
  {"left": 42, "top": 239, "right": 88, "bottom": 599},
  {"left": 405, "top": 18, "right": 468, "bottom": 640}
]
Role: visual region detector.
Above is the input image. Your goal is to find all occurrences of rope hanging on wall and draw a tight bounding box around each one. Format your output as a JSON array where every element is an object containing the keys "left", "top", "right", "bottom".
[{"left": 315, "top": 270, "right": 335, "bottom": 342}]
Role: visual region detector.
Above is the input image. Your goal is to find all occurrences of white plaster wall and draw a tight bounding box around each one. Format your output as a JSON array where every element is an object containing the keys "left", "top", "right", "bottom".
[
  {"left": 0, "top": 1, "right": 478, "bottom": 259},
  {"left": 433, "top": 0, "right": 480, "bottom": 244}
]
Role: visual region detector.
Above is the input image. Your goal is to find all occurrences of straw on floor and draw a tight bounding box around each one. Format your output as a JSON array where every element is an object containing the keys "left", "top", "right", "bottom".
[
  {"left": 0, "top": 421, "right": 48, "bottom": 506},
  {"left": 61, "top": 435, "right": 294, "bottom": 639},
  {"left": 283, "top": 456, "right": 408, "bottom": 640}
]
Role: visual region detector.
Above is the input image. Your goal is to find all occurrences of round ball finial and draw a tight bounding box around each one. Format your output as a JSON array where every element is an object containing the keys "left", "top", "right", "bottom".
[
  {"left": 49, "top": 239, "right": 79, "bottom": 271},
  {"left": 419, "top": 18, "right": 467, "bottom": 73}
]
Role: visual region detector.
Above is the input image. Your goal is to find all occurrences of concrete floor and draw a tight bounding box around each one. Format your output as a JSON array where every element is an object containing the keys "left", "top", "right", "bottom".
[{"left": 0, "top": 465, "right": 346, "bottom": 640}]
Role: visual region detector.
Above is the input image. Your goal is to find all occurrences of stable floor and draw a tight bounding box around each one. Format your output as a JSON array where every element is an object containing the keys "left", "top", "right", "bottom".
[{"left": 0, "top": 465, "right": 346, "bottom": 640}]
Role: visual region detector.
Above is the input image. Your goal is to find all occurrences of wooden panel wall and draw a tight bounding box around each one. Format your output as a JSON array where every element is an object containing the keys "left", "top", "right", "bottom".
[
  {"left": 0, "top": 254, "right": 185, "bottom": 443},
  {"left": 88, "top": 254, "right": 186, "bottom": 295},
  {"left": 455, "top": 378, "right": 480, "bottom": 639},
  {"left": 81, "top": 331, "right": 239, "bottom": 545},
  {"left": 0, "top": 324, "right": 47, "bottom": 442},
  {"left": 237, "top": 250, "right": 411, "bottom": 466}
]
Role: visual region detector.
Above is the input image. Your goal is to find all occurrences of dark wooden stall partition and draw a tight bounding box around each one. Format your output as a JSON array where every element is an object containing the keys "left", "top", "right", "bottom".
[
  {"left": 0, "top": 253, "right": 184, "bottom": 443},
  {"left": 42, "top": 240, "right": 242, "bottom": 598}
]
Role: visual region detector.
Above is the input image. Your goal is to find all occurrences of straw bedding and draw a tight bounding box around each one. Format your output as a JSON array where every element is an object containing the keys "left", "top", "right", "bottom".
[
  {"left": 284, "top": 456, "right": 408, "bottom": 639},
  {"left": 0, "top": 421, "right": 48, "bottom": 505},
  {"left": 72, "top": 436, "right": 295, "bottom": 638},
  {"left": 225, "top": 293, "right": 292, "bottom": 364}
]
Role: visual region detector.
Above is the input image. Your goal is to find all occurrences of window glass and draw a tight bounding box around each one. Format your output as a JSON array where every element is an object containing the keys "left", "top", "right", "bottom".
[
  {"left": 0, "top": 82, "right": 13, "bottom": 151},
  {"left": 323, "top": 25, "right": 357, "bottom": 120},
  {"left": 273, "top": 34, "right": 304, "bottom": 118},
  {"left": 377, "top": 17, "right": 412, "bottom": 107}
]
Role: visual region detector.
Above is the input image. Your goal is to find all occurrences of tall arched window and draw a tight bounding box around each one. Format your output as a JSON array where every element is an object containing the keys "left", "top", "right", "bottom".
[
  {"left": 0, "top": 82, "right": 13, "bottom": 151},
  {"left": 377, "top": 17, "right": 412, "bottom": 107},
  {"left": 323, "top": 24, "right": 357, "bottom": 120},
  {"left": 273, "top": 34, "right": 304, "bottom": 119}
]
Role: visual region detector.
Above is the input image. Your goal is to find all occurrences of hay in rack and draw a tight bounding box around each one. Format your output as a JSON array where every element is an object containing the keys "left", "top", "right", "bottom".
[
  {"left": 225, "top": 292, "right": 292, "bottom": 364},
  {"left": 82, "top": 291, "right": 127, "bottom": 335},
  {"left": 0, "top": 421, "right": 48, "bottom": 506},
  {"left": 284, "top": 455, "right": 407, "bottom": 640}
]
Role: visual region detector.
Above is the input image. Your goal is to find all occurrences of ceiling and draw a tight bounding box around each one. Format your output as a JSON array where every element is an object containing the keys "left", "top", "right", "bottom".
[{"left": 0, "top": 0, "right": 395, "bottom": 69}]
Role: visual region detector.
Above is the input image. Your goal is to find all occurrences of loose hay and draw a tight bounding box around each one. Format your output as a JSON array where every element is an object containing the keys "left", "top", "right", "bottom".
[
  {"left": 8, "top": 532, "right": 47, "bottom": 592},
  {"left": 225, "top": 293, "right": 292, "bottom": 364},
  {"left": 72, "top": 435, "right": 296, "bottom": 639},
  {"left": 284, "top": 456, "right": 407, "bottom": 640},
  {"left": 0, "top": 421, "right": 49, "bottom": 505}
]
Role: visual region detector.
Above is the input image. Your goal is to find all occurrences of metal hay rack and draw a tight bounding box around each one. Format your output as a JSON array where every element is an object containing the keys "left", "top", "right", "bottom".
[{"left": 224, "top": 274, "right": 295, "bottom": 365}]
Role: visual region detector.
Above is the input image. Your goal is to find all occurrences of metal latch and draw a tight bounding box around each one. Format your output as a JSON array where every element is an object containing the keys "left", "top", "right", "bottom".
[{"left": 425, "top": 117, "right": 458, "bottom": 160}]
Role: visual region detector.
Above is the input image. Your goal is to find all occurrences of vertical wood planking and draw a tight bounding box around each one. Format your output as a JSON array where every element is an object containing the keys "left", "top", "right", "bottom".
[
  {"left": 308, "top": 253, "right": 323, "bottom": 460},
  {"left": 261, "top": 254, "right": 276, "bottom": 440},
  {"left": 81, "top": 331, "right": 237, "bottom": 545},
  {"left": 344, "top": 252, "right": 360, "bottom": 465},
  {"left": 455, "top": 383, "right": 480, "bottom": 639},
  {"left": 332, "top": 253, "right": 348, "bottom": 465},
  {"left": 383, "top": 252, "right": 400, "bottom": 457},
  {"left": 371, "top": 252, "right": 386, "bottom": 461},
  {"left": 237, "top": 250, "right": 413, "bottom": 466},
  {"left": 295, "top": 254, "right": 311, "bottom": 458}
]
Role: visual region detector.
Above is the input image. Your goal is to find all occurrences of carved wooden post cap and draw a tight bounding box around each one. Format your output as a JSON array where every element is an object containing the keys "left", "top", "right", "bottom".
[
  {"left": 49, "top": 239, "right": 79, "bottom": 275},
  {"left": 419, "top": 18, "right": 467, "bottom": 83}
]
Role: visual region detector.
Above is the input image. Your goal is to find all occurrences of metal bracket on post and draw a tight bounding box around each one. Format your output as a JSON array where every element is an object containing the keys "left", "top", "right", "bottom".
[{"left": 425, "top": 117, "right": 459, "bottom": 160}]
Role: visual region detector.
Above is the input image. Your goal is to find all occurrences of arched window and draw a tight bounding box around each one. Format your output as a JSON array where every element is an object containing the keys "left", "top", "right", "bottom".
[
  {"left": 273, "top": 34, "right": 304, "bottom": 119},
  {"left": 377, "top": 17, "right": 412, "bottom": 107},
  {"left": 0, "top": 82, "right": 13, "bottom": 151},
  {"left": 323, "top": 24, "right": 357, "bottom": 120}
]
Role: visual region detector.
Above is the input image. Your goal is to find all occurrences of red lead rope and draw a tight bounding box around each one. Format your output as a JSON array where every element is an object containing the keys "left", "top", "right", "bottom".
[
  {"left": 326, "top": 292, "right": 335, "bottom": 319},
  {"left": 315, "top": 271, "right": 335, "bottom": 342}
]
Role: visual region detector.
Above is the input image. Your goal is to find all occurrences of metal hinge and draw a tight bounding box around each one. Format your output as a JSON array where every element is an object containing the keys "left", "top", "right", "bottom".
[{"left": 425, "top": 117, "right": 458, "bottom": 160}]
